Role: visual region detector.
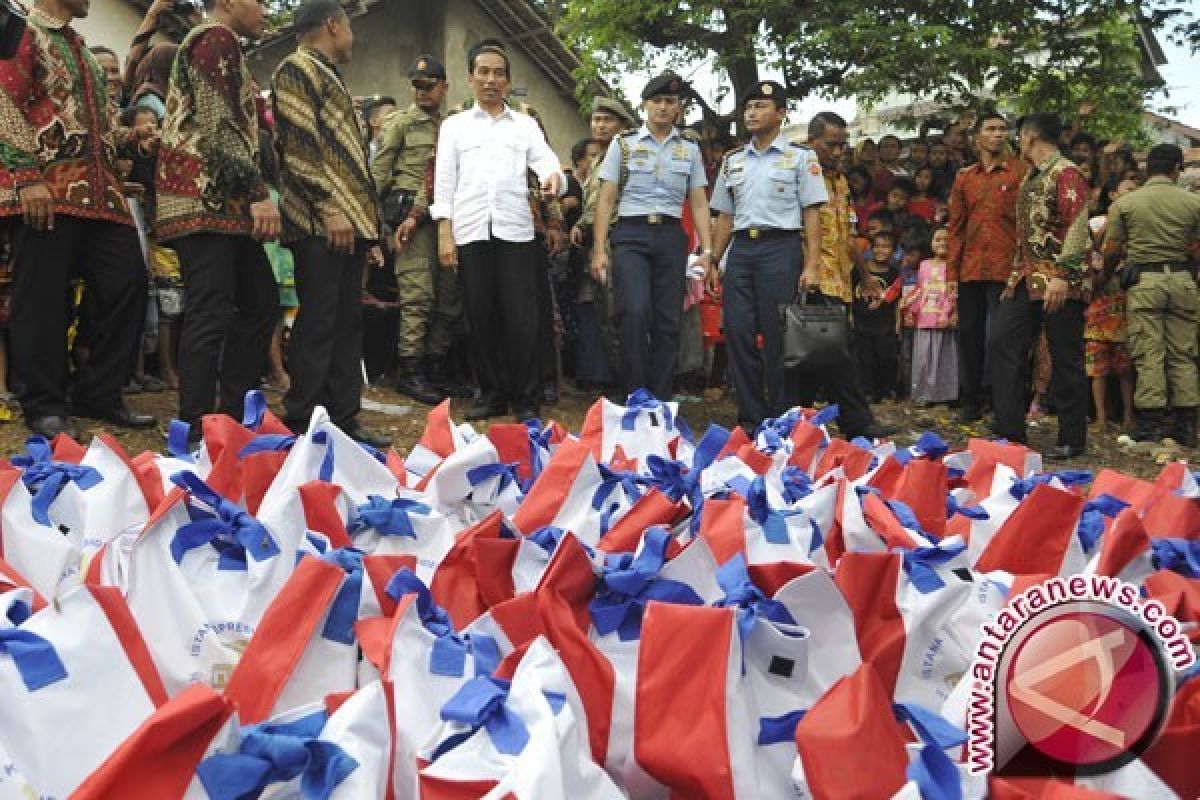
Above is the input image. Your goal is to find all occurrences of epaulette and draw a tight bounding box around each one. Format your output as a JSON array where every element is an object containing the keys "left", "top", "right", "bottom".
[
  {"left": 621, "top": 130, "right": 639, "bottom": 138},
  {"left": 720, "top": 145, "right": 745, "bottom": 172},
  {"left": 680, "top": 128, "right": 702, "bottom": 144}
]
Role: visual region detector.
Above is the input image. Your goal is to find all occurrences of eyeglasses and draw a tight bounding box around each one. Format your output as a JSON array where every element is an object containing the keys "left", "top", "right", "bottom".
[{"left": 412, "top": 80, "right": 439, "bottom": 91}]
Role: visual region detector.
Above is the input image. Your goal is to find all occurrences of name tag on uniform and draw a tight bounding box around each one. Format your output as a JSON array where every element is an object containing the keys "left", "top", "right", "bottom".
[
  {"left": 775, "top": 155, "right": 796, "bottom": 170},
  {"left": 672, "top": 145, "right": 688, "bottom": 159}
]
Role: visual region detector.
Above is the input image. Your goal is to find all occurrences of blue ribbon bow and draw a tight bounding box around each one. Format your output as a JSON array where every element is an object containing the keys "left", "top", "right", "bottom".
[
  {"left": 318, "top": 548, "right": 364, "bottom": 645},
  {"left": 692, "top": 424, "right": 732, "bottom": 473},
  {"left": 195, "top": 710, "right": 358, "bottom": 800},
  {"left": 12, "top": 436, "right": 103, "bottom": 526},
  {"left": 1, "top": 600, "right": 68, "bottom": 691},
  {"left": 745, "top": 476, "right": 790, "bottom": 545},
  {"left": 166, "top": 420, "right": 197, "bottom": 461},
  {"left": 384, "top": 568, "right": 502, "bottom": 678},
  {"left": 347, "top": 495, "right": 432, "bottom": 539},
  {"left": 895, "top": 702, "right": 968, "bottom": 800},
  {"left": 524, "top": 418, "right": 556, "bottom": 486},
  {"left": 1075, "top": 493, "right": 1131, "bottom": 553},
  {"left": 780, "top": 466, "right": 814, "bottom": 505},
  {"left": 589, "top": 527, "right": 703, "bottom": 641},
  {"left": 432, "top": 676, "right": 530, "bottom": 761},
  {"left": 1151, "top": 539, "right": 1200, "bottom": 578},
  {"left": 899, "top": 541, "right": 968, "bottom": 594},
  {"left": 914, "top": 432, "right": 949, "bottom": 459},
  {"left": 946, "top": 494, "right": 989, "bottom": 521},
  {"left": 810, "top": 405, "right": 839, "bottom": 427},
  {"left": 466, "top": 462, "right": 521, "bottom": 498},
  {"left": 620, "top": 388, "right": 674, "bottom": 431},
  {"left": 238, "top": 434, "right": 299, "bottom": 459},
  {"left": 240, "top": 390, "right": 269, "bottom": 431},
  {"left": 169, "top": 472, "right": 280, "bottom": 569},
  {"left": 592, "top": 465, "right": 651, "bottom": 537},
  {"left": 1008, "top": 470, "right": 1093, "bottom": 501},
  {"left": 714, "top": 554, "right": 798, "bottom": 643}
]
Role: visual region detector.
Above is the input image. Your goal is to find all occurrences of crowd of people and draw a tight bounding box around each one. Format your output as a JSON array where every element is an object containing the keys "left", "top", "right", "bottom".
[{"left": 0, "top": 0, "right": 1197, "bottom": 464}]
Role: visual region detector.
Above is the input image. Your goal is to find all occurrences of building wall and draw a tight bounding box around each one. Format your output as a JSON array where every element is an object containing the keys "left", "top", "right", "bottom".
[
  {"left": 441, "top": 0, "right": 587, "bottom": 159},
  {"left": 243, "top": 0, "right": 586, "bottom": 162},
  {"left": 75, "top": 0, "right": 143, "bottom": 57}
]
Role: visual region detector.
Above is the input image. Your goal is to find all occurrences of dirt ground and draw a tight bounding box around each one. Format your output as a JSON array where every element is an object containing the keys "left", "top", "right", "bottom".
[{"left": 0, "top": 383, "right": 1185, "bottom": 480}]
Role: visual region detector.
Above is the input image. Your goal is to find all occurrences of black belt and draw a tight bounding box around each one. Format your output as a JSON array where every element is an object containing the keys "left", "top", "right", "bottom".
[
  {"left": 734, "top": 227, "right": 798, "bottom": 240},
  {"left": 1132, "top": 262, "right": 1189, "bottom": 274},
  {"left": 620, "top": 214, "right": 681, "bottom": 226}
]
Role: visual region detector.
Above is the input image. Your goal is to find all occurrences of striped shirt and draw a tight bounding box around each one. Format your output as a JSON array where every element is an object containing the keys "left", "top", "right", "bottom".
[{"left": 271, "top": 45, "right": 379, "bottom": 243}]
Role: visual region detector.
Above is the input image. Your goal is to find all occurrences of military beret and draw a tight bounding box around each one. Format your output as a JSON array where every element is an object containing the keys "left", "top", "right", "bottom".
[
  {"left": 409, "top": 55, "right": 446, "bottom": 81},
  {"left": 591, "top": 96, "right": 635, "bottom": 124},
  {"left": 641, "top": 72, "right": 687, "bottom": 101},
  {"left": 744, "top": 80, "right": 786, "bottom": 106}
]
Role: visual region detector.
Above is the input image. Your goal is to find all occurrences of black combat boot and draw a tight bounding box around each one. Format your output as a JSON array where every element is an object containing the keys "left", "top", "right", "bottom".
[
  {"left": 1130, "top": 408, "right": 1165, "bottom": 443},
  {"left": 393, "top": 356, "right": 443, "bottom": 405},
  {"left": 1171, "top": 407, "right": 1197, "bottom": 448},
  {"left": 426, "top": 356, "right": 472, "bottom": 399}
]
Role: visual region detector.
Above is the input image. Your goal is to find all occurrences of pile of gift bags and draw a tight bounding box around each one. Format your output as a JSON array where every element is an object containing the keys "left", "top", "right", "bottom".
[{"left": 0, "top": 388, "right": 1196, "bottom": 799}]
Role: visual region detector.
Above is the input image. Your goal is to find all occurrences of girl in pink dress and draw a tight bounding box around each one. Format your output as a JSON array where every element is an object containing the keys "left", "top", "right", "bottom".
[{"left": 910, "top": 227, "right": 959, "bottom": 404}]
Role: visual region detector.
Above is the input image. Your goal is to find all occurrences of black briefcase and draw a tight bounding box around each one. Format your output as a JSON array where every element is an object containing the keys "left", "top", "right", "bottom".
[
  {"left": 0, "top": 0, "right": 26, "bottom": 60},
  {"left": 779, "top": 291, "right": 850, "bottom": 371}
]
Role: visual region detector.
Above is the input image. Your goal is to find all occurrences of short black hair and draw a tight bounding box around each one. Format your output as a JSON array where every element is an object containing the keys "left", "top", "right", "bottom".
[
  {"left": 570, "top": 137, "right": 595, "bottom": 164},
  {"left": 867, "top": 209, "right": 895, "bottom": 228},
  {"left": 1069, "top": 132, "right": 1097, "bottom": 150},
  {"left": 808, "top": 111, "right": 847, "bottom": 139},
  {"left": 974, "top": 110, "right": 1007, "bottom": 132},
  {"left": 294, "top": 0, "right": 346, "bottom": 36},
  {"left": 879, "top": 134, "right": 902, "bottom": 147},
  {"left": 1146, "top": 143, "right": 1183, "bottom": 177},
  {"left": 1016, "top": 113, "right": 1063, "bottom": 145},
  {"left": 467, "top": 38, "right": 510, "bottom": 74},
  {"left": 847, "top": 164, "right": 873, "bottom": 187},
  {"left": 899, "top": 222, "right": 931, "bottom": 254},
  {"left": 890, "top": 177, "right": 916, "bottom": 196}
]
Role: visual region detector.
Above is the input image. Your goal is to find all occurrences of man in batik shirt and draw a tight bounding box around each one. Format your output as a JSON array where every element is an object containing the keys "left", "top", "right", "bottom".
[{"left": 989, "top": 112, "right": 1091, "bottom": 460}]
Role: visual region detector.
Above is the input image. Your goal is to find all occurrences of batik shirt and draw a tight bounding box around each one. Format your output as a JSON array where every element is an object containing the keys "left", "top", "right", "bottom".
[
  {"left": 155, "top": 21, "right": 268, "bottom": 241},
  {"left": 815, "top": 172, "right": 854, "bottom": 303},
  {"left": 1011, "top": 152, "right": 1090, "bottom": 300},
  {"left": 0, "top": 8, "right": 131, "bottom": 223}
]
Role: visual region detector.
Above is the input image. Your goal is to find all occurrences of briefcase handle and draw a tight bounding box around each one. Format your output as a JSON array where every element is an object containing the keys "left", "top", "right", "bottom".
[{"left": 792, "top": 289, "right": 834, "bottom": 307}]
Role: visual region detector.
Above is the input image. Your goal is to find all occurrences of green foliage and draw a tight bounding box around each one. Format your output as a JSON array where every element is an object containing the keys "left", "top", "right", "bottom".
[{"left": 552, "top": 0, "right": 1193, "bottom": 140}]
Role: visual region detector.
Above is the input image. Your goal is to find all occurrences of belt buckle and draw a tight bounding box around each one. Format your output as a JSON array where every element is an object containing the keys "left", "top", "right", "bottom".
[
  {"left": 749, "top": 228, "right": 760, "bottom": 239},
  {"left": 647, "top": 213, "right": 662, "bottom": 225}
]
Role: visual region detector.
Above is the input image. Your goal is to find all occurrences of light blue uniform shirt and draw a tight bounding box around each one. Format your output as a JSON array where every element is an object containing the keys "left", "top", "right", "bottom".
[
  {"left": 709, "top": 136, "right": 829, "bottom": 231},
  {"left": 597, "top": 125, "right": 708, "bottom": 218}
]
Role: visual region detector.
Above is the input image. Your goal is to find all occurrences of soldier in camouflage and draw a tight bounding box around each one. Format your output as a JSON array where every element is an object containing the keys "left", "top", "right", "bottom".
[
  {"left": 570, "top": 96, "right": 635, "bottom": 388},
  {"left": 371, "top": 54, "right": 459, "bottom": 405}
]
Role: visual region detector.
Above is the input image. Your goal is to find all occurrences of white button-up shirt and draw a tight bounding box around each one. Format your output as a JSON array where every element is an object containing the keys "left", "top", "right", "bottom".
[{"left": 430, "top": 104, "right": 566, "bottom": 245}]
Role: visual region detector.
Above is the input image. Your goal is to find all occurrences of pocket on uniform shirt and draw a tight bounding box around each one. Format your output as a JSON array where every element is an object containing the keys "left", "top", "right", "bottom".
[
  {"left": 626, "top": 159, "right": 655, "bottom": 189},
  {"left": 768, "top": 168, "right": 798, "bottom": 208},
  {"left": 665, "top": 158, "right": 692, "bottom": 189}
]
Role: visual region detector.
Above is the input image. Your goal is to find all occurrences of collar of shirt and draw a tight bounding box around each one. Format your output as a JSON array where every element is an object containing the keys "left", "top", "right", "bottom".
[
  {"left": 407, "top": 103, "right": 437, "bottom": 124},
  {"left": 746, "top": 134, "right": 789, "bottom": 158},
  {"left": 1144, "top": 175, "right": 1176, "bottom": 188},
  {"left": 1032, "top": 151, "right": 1062, "bottom": 176},
  {"left": 28, "top": 7, "right": 69, "bottom": 30},
  {"left": 636, "top": 124, "right": 681, "bottom": 144},
  {"left": 974, "top": 156, "right": 1015, "bottom": 175},
  {"left": 471, "top": 103, "right": 515, "bottom": 122},
  {"left": 298, "top": 45, "right": 346, "bottom": 86}
]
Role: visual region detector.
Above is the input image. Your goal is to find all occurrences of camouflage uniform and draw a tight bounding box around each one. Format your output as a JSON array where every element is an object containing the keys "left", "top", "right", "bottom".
[{"left": 371, "top": 103, "right": 460, "bottom": 361}]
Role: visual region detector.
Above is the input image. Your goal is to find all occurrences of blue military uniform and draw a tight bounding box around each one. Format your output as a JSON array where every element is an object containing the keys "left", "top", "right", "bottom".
[
  {"left": 710, "top": 86, "right": 828, "bottom": 427},
  {"left": 596, "top": 73, "right": 707, "bottom": 399}
]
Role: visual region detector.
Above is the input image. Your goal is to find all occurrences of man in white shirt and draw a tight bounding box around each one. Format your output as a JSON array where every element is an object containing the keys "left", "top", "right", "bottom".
[{"left": 431, "top": 43, "right": 565, "bottom": 421}]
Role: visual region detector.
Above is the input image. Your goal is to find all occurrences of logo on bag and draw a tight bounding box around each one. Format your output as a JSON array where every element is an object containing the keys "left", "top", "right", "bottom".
[{"left": 966, "top": 575, "right": 1192, "bottom": 777}]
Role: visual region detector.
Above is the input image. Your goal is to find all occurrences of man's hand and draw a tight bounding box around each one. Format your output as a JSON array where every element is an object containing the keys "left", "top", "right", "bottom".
[
  {"left": 322, "top": 210, "right": 354, "bottom": 253},
  {"left": 393, "top": 217, "right": 418, "bottom": 253},
  {"left": 569, "top": 224, "right": 585, "bottom": 248},
  {"left": 590, "top": 250, "right": 608, "bottom": 284},
  {"left": 19, "top": 183, "right": 54, "bottom": 231},
  {"left": 438, "top": 232, "right": 458, "bottom": 271},
  {"left": 705, "top": 263, "right": 721, "bottom": 295},
  {"left": 1042, "top": 276, "right": 1069, "bottom": 313},
  {"left": 545, "top": 228, "right": 566, "bottom": 257},
  {"left": 250, "top": 199, "right": 282, "bottom": 242},
  {"left": 540, "top": 173, "right": 561, "bottom": 200},
  {"left": 797, "top": 263, "right": 819, "bottom": 294},
  {"left": 367, "top": 244, "right": 384, "bottom": 268}
]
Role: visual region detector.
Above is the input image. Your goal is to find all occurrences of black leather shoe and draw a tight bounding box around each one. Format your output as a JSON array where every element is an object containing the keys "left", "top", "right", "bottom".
[
  {"left": 393, "top": 357, "right": 444, "bottom": 405},
  {"left": 465, "top": 398, "right": 507, "bottom": 422},
  {"left": 341, "top": 421, "right": 391, "bottom": 449},
  {"left": 1045, "top": 444, "right": 1086, "bottom": 462},
  {"left": 27, "top": 415, "right": 78, "bottom": 440},
  {"left": 72, "top": 403, "right": 156, "bottom": 429},
  {"left": 513, "top": 406, "right": 540, "bottom": 423}
]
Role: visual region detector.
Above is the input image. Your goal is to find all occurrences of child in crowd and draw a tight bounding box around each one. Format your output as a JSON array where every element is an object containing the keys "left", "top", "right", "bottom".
[
  {"left": 1084, "top": 177, "right": 1139, "bottom": 430},
  {"left": 853, "top": 230, "right": 901, "bottom": 402},
  {"left": 886, "top": 228, "right": 926, "bottom": 398},
  {"left": 885, "top": 177, "right": 918, "bottom": 236},
  {"left": 848, "top": 165, "right": 879, "bottom": 235},
  {"left": 910, "top": 227, "right": 958, "bottom": 404},
  {"left": 908, "top": 165, "right": 939, "bottom": 222},
  {"left": 855, "top": 138, "right": 878, "bottom": 171},
  {"left": 906, "top": 139, "right": 930, "bottom": 172}
]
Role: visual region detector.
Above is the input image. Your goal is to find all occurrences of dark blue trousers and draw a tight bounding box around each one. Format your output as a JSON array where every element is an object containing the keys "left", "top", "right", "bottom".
[
  {"left": 611, "top": 219, "right": 688, "bottom": 399},
  {"left": 723, "top": 233, "right": 802, "bottom": 426}
]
